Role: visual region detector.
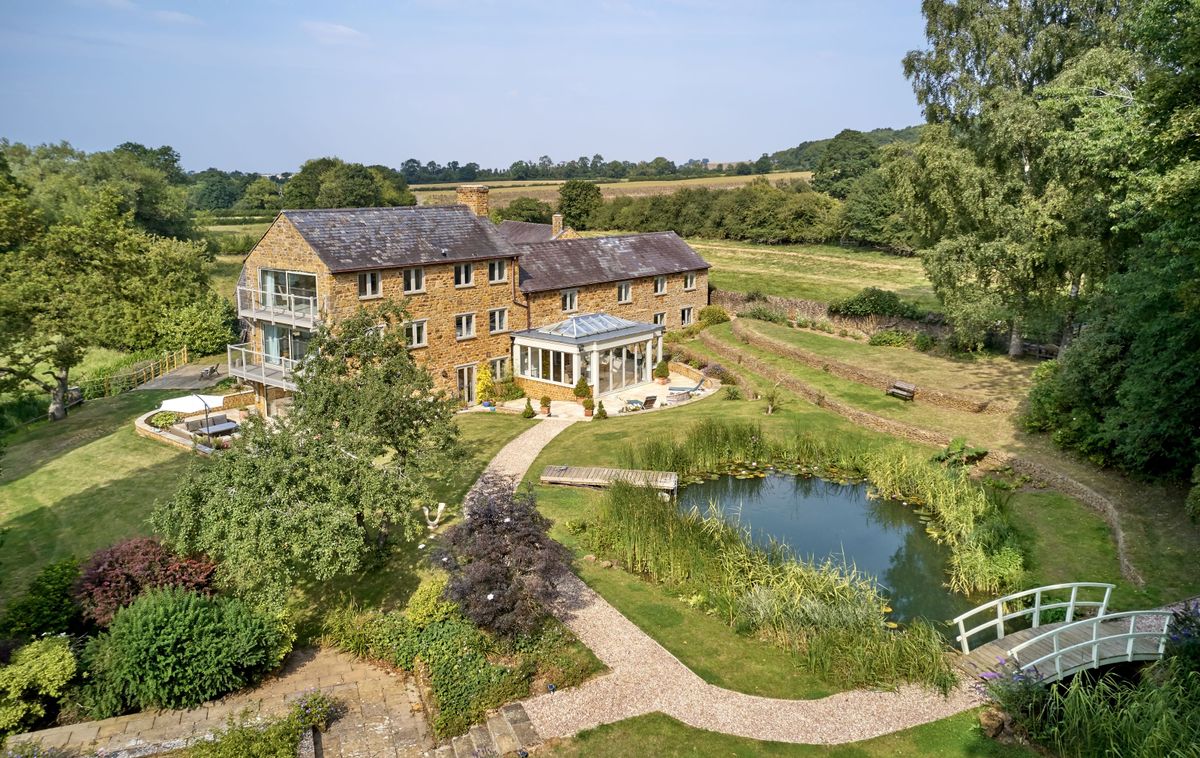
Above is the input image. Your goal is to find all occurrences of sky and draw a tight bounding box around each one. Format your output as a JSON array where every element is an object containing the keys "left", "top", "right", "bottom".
[{"left": 0, "top": 1, "right": 929, "bottom": 173}]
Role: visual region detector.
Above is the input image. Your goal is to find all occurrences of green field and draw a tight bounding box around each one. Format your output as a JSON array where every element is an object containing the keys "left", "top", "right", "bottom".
[
  {"left": 690, "top": 240, "right": 936, "bottom": 307},
  {"left": 412, "top": 171, "right": 814, "bottom": 209}
]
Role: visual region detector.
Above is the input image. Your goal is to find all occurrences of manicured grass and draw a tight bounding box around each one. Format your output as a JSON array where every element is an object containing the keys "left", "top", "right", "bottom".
[
  {"left": 0, "top": 391, "right": 188, "bottom": 607},
  {"left": 543, "top": 710, "right": 1036, "bottom": 757},
  {"left": 291, "top": 412, "right": 536, "bottom": 641},
  {"left": 689, "top": 240, "right": 937, "bottom": 308},
  {"left": 411, "top": 171, "right": 816, "bottom": 208},
  {"left": 740, "top": 319, "right": 1035, "bottom": 399}
]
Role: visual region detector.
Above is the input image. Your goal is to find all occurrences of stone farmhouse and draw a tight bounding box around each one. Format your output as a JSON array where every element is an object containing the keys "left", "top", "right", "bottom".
[{"left": 228, "top": 186, "right": 710, "bottom": 415}]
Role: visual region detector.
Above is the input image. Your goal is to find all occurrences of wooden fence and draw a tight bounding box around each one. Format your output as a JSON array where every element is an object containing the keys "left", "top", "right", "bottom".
[{"left": 77, "top": 347, "right": 190, "bottom": 400}]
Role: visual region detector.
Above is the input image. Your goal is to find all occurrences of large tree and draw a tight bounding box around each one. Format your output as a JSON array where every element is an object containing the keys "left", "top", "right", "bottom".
[
  {"left": 557, "top": 180, "right": 602, "bottom": 229},
  {"left": 813, "top": 129, "right": 878, "bottom": 199},
  {"left": 494, "top": 196, "right": 553, "bottom": 224},
  {"left": 155, "top": 303, "right": 462, "bottom": 601}
]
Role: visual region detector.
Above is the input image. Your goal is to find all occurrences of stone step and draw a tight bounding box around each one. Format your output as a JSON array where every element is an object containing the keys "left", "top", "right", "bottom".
[
  {"left": 486, "top": 713, "right": 520, "bottom": 755},
  {"left": 431, "top": 746, "right": 455, "bottom": 758},
  {"left": 469, "top": 724, "right": 498, "bottom": 756},
  {"left": 501, "top": 704, "right": 540, "bottom": 749},
  {"left": 434, "top": 703, "right": 540, "bottom": 758},
  {"left": 450, "top": 733, "right": 475, "bottom": 758}
]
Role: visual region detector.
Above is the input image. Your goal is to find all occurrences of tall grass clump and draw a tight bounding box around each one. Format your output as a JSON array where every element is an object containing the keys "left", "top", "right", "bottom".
[
  {"left": 586, "top": 482, "right": 957, "bottom": 693},
  {"left": 619, "top": 419, "right": 1024, "bottom": 595}
]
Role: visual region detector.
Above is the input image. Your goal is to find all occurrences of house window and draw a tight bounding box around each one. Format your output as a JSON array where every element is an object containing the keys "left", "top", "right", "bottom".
[
  {"left": 653, "top": 312, "right": 666, "bottom": 326},
  {"left": 654, "top": 275, "right": 667, "bottom": 295},
  {"left": 517, "top": 345, "right": 575, "bottom": 385},
  {"left": 490, "top": 356, "right": 509, "bottom": 381},
  {"left": 488, "top": 260, "right": 507, "bottom": 283},
  {"left": 358, "top": 271, "right": 381, "bottom": 299},
  {"left": 406, "top": 319, "right": 427, "bottom": 348},
  {"left": 454, "top": 263, "right": 474, "bottom": 287},
  {"left": 681, "top": 307, "right": 694, "bottom": 326},
  {"left": 258, "top": 269, "right": 317, "bottom": 315},
  {"left": 684, "top": 272, "right": 697, "bottom": 291},
  {"left": 403, "top": 267, "right": 424, "bottom": 293},
  {"left": 488, "top": 308, "right": 508, "bottom": 334},
  {"left": 455, "top": 313, "right": 475, "bottom": 340},
  {"left": 561, "top": 289, "right": 579, "bottom": 312},
  {"left": 616, "top": 281, "right": 632, "bottom": 304}
]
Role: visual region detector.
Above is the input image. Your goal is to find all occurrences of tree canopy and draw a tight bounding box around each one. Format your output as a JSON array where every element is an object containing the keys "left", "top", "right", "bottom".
[
  {"left": 493, "top": 197, "right": 553, "bottom": 224},
  {"left": 282, "top": 157, "right": 415, "bottom": 209},
  {"left": 557, "top": 180, "right": 603, "bottom": 230}
]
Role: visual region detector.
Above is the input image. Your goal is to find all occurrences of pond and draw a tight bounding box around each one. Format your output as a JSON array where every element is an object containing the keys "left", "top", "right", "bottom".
[{"left": 678, "top": 473, "right": 976, "bottom": 625}]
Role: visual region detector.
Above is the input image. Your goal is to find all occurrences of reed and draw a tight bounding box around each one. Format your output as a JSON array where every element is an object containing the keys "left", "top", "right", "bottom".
[
  {"left": 620, "top": 419, "right": 1025, "bottom": 595},
  {"left": 586, "top": 482, "right": 958, "bottom": 692}
]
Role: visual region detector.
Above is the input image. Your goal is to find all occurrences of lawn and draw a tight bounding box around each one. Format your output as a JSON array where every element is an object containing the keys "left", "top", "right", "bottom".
[
  {"left": 738, "top": 319, "right": 1035, "bottom": 399},
  {"left": 689, "top": 240, "right": 937, "bottom": 308},
  {"left": 544, "top": 710, "right": 1035, "bottom": 757},
  {"left": 411, "top": 171, "right": 815, "bottom": 209},
  {"left": 207, "top": 252, "right": 246, "bottom": 303}
]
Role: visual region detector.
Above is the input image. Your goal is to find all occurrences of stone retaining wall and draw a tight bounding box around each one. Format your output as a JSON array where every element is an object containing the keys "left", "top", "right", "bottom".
[
  {"left": 731, "top": 320, "right": 1014, "bottom": 415},
  {"left": 697, "top": 332, "right": 1141, "bottom": 586},
  {"left": 711, "top": 289, "right": 948, "bottom": 339}
]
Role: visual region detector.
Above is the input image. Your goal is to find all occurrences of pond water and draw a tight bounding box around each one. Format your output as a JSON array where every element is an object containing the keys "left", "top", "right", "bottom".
[{"left": 678, "top": 473, "right": 975, "bottom": 625}]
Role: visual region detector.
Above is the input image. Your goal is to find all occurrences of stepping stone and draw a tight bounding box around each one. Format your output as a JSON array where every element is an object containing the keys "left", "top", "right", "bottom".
[{"left": 486, "top": 713, "right": 520, "bottom": 755}]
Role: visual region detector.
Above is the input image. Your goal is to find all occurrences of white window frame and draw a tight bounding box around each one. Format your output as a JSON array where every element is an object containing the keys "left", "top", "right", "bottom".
[
  {"left": 684, "top": 271, "right": 697, "bottom": 291},
  {"left": 406, "top": 319, "right": 428, "bottom": 348},
  {"left": 490, "top": 356, "right": 509, "bottom": 381},
  {"left": 358, "top": 271, "right": 381, "bottom": 299},
  {"left": 681, "top": 307, "right": 694, "bottom": 326},
  {"left": 488, "top": 307, "right": 508, "bottom": 334},
  {"left": 488, "top": 259, "right": 507, "bottom": 284},
  {"left": 455, "top": 312, "right": 476, "bottom": 340},
  {"left": 653, "top": 275, "right": 667, "bottom": 295},
  {"left": 454, "top": 263, "right": 474, "bottom": 288},
  {"left": 616, "top": 281, "right": 632, "bottom": 304},
  {"left": 516, "top": 344, "right": 576, "bottom": 387},
  {"left": 653, "top": 312, "right": 666, "bottom": 326},
  {"left": 403, "top": 267, "right": 425, "bottom": 294},
  {"left": 561, "top": 288, "right": 579, "bottom": 312}
]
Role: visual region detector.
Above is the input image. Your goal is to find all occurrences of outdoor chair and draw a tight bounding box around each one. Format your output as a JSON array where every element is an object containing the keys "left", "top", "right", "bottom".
[
  {"left": 667, "top": 377, "right": 705, "bottom": 394},
  {"left": 642, "top": 396, "right": 657, "bottom": 410},
  {"left": 620, "top": 397, "right": 643, "bottom": 412}
]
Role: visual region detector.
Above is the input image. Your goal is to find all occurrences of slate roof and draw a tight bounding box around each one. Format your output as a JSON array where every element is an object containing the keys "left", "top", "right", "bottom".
[
  {"left": 282, "top": 205, "right": 519, "bottom": 273},
  {"left": 517, "top": 232, "right": 710, "bottom": 293},
  {"left": 496, "top": 220, "right": 556, "bottom": 244}
]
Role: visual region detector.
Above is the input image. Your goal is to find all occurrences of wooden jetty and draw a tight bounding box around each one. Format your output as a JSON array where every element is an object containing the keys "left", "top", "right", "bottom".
[{"left": 539, "top": 465, "right": 678, "bottom": 493}]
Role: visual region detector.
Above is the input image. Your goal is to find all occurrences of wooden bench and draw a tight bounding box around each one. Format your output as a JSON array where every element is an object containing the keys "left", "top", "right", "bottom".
[
  {"left": 1022, "top": 341, "right": 1060, "bottom": 361},
  {"left": 886, "top": 380, "right": 916, "bottom": 402}
]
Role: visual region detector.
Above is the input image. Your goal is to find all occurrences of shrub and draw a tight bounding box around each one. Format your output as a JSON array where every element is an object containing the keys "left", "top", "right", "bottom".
[
  {"left": 475, "top": 365, "right": 495, "bottom": 404},
  {"left": 913, "top": 332, "right": 936, "bottom": 352},
  {"left": 723, "top": 386, "right": 742, "bottom": 401},
  {"left": 829, "top": 287, "right": 919, "bottom": 319},
  {"left": 155, "top": 294, "right": 237, "bottom": 356},
  {"left": 492, "top": 380, "right": 524, "bottom": 402},
  {"left": 931, "top": 438, "right": 989, "bottom": 468},
  {"left": 434, "top": 474, "right": 572, "bottom": 637},
  {"left": 0, "top": 637, "right": 76, "bottom": 739},
  {"left": 188, "top": 692, "right": 341, "bottom": 758},
  {"left": 653, "top": 360, "right": 670, "bottom": 379},
  {"left": 82, "top": 588, "right": 289, "bottom": 717},
  {"left": 146, "top": 411, "right": 182, "bottom": 429},
  {"left": 739, "top": 304, "right": 788, "bottom": 324},
  {"left": 75, "top": 538, "right": 217, "bottom": 626},
  {"left": 521, "top": 398, "right": 535, "bottom": 419},
  {"left": 1187, "top": 465, "right": 1200, "bottom": 522},
  {"left": 539, "top": 395, "right": 551, "bottom": 409},
  {"left": 0, "top": 560, "right": 81, "bottom": 640},
  {"left": 867, "top": 329, "right": 913, "bottom": 347},
  {"left": 595, "top": 401, "right": 608, "bottom": 419},
  {"left": 744, "top": 290, "right": 767, "bottom": 302},
  {"left": 572, "top": 375, "right": 592, "bottom": 400},
  {"left": 582, "top": 397, "right": 594, "bottom": 412},
  {"left": 1165, "top": 602, "right": 1200, "bottom": 672},
  {"left": 703, "top": 363, "right": 738, "bottom": 385},
  {"left": 698, "top": 305, "right": 730, "bottom": 326}
]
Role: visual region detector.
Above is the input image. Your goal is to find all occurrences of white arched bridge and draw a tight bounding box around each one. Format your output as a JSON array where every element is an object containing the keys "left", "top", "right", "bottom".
[{"left": 953, "top": 582, "right": 1176, "bottom": 683}]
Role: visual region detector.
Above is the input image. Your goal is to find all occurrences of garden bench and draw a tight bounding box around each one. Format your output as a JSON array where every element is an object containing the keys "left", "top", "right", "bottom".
[
  {"left": 1021, "top": 341, "right": 1060, "bottom": 361},
  {"left": 185, "top": 413, "right": 228, "bottom": 433},
  {"left": 886, "top": 380, "right": 916, "bottom": 402}
]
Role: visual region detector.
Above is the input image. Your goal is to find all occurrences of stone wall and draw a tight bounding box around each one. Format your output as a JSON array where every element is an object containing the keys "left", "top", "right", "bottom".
[
  {"left": 520, "top": 270, "right": 709, "bottom": 332},
  {"left": 516, "top": 378, "right": 579, "bottom": 404},
  {"left": 731, "top": 319, "right": 1015, "bottom": 415},
  {"left": 711, "top": 289, "right": 948, "bottom": 339}
]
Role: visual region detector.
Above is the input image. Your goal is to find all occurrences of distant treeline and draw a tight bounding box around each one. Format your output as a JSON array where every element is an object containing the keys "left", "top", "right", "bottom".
[{"left": 769, "top": 126, "right": 923, "bottom": 171}]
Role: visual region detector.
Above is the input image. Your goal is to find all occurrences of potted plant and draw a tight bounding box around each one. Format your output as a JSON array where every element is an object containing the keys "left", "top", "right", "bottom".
[
  {"left": 540, "top": 396, "right": 552, "bottom": 416},
  {"left": 582, "top": 397, "right": 594, "bottom": 417},
  {"left": 573, "top": 375, "right": 592, "bottom": 403},
  {"left": 654, "top": 360, "right": 671, "bottom": 385}
]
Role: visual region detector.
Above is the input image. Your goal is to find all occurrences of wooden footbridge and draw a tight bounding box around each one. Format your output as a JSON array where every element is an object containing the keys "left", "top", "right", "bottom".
[
  {"left": 539, "top": 465, "right": 679, "bottom": 494},
  {"left": 953, "top": 582, "right": 1174, "bottom": 683}
]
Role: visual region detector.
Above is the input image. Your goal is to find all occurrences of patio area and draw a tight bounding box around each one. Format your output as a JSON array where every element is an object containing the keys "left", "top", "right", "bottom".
[{"left": 486, "top": 368, "right": 717, "bottom": 420}]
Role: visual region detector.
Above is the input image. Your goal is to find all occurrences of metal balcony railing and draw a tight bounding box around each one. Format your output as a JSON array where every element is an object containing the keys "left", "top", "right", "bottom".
[
  {"left": 236, "top": 286, "right": 323, "bottom": 328},
  {"left": 227, "top": 343, "right": 300, "bottom": 391}
]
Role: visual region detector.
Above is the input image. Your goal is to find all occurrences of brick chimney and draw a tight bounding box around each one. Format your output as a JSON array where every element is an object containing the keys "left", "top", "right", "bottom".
[
  {"left": 456, "top": 185, "right": 489, "bottom": 217},
  {"left": 551, "top": 213, "right": 564, "bottom": 237}
]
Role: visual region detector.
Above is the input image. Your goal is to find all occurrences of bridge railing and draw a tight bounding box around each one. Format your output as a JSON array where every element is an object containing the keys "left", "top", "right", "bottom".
[
  {"left": 1007, "top": 610, "right": 1172, "bottom": 681},
  {"left": 952, "top": 582, "right": 1115, "bottom": 654}
]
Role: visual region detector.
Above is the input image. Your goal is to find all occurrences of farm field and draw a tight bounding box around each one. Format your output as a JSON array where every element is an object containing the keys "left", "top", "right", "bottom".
[
  {"left": 208, "top": 252, "right": 246, "bottom": 303},
  {"left": 688, "top": 239, "right": 938, "bottom": 307},
  {"left": 412, "top": 170, "right": 814, "bottom": 209}
]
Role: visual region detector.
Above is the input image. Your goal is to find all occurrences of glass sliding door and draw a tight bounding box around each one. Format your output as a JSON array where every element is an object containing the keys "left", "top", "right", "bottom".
[{"left": 259, "top": 269, "right": 317, "bottom": 316}]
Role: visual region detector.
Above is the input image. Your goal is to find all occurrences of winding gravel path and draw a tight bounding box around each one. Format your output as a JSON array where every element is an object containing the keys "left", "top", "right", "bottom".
[{"left": 493, "top": 417, "right": 981, "bottom": 744}]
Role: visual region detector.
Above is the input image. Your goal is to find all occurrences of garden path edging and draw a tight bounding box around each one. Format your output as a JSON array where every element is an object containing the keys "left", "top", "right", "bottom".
[{"left": 487, "top": 415, "right": 983, "bottom": 745}]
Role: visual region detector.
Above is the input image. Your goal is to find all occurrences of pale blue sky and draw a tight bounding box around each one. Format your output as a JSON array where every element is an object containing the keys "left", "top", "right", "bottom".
[{"left": 0, "top": 1, "right": 927, "bottom": 172}]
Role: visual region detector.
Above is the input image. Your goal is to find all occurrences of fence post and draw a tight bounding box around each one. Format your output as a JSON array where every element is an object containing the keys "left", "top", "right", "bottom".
[{"left": 182, "top": 345, "right": 189, "bottom": 365}]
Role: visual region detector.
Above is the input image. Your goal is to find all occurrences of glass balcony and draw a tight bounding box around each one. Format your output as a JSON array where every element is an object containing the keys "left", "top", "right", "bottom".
[
  {"left": 227, "top": 343, "right": 299, "bottom": 391},
  {"left": 236, "top": 286, "right": 323, "bottom": 329}
]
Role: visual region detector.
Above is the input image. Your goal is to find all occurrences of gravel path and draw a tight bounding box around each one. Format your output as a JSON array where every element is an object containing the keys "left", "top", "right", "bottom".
[{"left": 486, "top": 416, "right": 982, "bottom": 745}]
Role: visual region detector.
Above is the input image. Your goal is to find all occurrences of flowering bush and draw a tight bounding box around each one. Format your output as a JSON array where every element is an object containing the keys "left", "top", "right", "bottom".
[
  {"left": 1165, "top": 602, "right": 1200, "bottom": 672},
  {"left": 979, "top": 657, "right": 1048, "bottom": 730},
  {"left": 433, "top": 474, "right": 571, "bottom": 637},
  {"left": 75, "top": 538, "right": 216, "bottom": 626}
]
